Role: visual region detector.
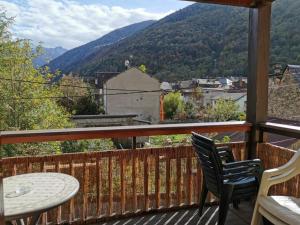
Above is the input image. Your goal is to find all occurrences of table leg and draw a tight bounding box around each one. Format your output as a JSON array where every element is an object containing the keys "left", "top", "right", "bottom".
[
  {"left": 29, "top": 213, "right": 41, "bottom": 225},
  {"left": 16, "top": 219, "right": 25, "bottom": 225}
]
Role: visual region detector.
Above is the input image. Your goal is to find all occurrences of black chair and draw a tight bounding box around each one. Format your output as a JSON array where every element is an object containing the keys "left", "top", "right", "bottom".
[{"left": 191, "top": 132, "right": 263, "bottom": 225}]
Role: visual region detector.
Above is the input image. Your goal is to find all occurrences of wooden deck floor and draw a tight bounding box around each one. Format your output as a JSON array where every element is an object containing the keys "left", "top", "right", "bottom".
[{"left": 98, "top": 202, "right": 254, "bottom": 225}]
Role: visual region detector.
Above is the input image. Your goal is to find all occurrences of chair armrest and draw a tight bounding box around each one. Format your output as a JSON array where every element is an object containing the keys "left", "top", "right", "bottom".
[
  {"left": 223, "top": 170, "right": 259, "bottom": 182},
  {"left": 223, "top": 159, "right": 263, "bottom": 182},
  {"left": 258, "top": 150, "right": 300, "bottom": 196},
  {"left": 223, "top": 159, "right": 262, "bottom": 168},
  {"left": 224, "top": 165, "right": 259, "bottom": 174}
]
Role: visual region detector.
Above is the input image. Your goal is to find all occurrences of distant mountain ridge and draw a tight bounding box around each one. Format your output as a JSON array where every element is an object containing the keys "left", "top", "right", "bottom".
[
  {"left": 48, "top": 20, "right": 156, "bottom": 73},
  {"left": 33, "top": 46, "right": 67, "bottom": 67},
  {"left": 49, "top": 0, "right": 300, "bottom": 81}
]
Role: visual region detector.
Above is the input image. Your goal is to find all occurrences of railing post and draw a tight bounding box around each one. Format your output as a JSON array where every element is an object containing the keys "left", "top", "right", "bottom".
[
  {"left": 246, "top": 2, "right": 272, "bottom": 159},
  {"left": 132, "top": 136, "right": 137, "bottom": 149}
]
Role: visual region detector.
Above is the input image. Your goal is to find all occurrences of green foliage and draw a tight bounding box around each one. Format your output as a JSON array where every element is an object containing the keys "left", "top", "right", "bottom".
[
  {"left": 206, "top": 98, "right": 240, "bottom": 122},
  {"left": 163, "top": 92, "right": 185, "bottom": 119},
  {"left": 59, "top": 75, "right": 103, "bottom": 115},
  {"left": 149, "top": 134, "right": 190, "bottom": 147},
  {"left": 184, "top": 101, "right": 197, "bottom": 119},
  {"left": 74, "top": 95, "right": 104, "bottom": 115},
  {"left": 191, "top": 87, "right": 203, "bottom": 101},
  {"left": 239, "top": 112, "right": 246, "bottom": 121},
  {"left": 61, "top": 139, "right": 114, "bottom": 153},
  {"left": 0, "top": 47, "right": 72, "bottom": 130},
  {"left": 213, "top": 135, "right": 231, "bottom": 144},
  {"left": 222, "top": 136, "right": 231, "bottom": 143},
  {"left": 138, "top": 64, "right": 147, "bottom": 73},
  {"left": 0, "top": 12, "right": 73, "bottom": 156}
]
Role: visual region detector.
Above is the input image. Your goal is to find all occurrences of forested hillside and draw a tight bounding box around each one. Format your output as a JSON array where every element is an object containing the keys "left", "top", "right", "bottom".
[
  {"left": 49, "top": 0, "right": 300, "bottom": 81},
  {"left": 48, "top": 20, "right": 155, "bottom": 73}
]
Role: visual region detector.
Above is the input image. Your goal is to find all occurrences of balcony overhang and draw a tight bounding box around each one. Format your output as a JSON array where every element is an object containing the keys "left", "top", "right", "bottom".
[{"left": 184, "top": 0, "right": 274, "bottom": 8}]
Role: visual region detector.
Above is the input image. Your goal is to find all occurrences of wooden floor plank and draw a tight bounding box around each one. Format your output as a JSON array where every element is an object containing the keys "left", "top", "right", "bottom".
[{"left": 97, "top": 202, "right": 253, "bottom": 225}]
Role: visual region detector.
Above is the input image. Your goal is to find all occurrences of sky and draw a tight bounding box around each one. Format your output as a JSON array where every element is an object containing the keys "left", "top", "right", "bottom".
[{"left": 0, "top": 0, "right": 192, "bottom": 49}]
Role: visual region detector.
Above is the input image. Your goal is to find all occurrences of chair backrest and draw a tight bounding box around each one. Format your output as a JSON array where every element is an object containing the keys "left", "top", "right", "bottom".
[{"left": 191, "top": 132, "right": 223, "bottom": 196}]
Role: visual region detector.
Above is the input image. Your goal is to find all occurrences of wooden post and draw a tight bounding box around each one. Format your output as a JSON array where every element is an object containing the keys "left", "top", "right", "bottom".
[
  {"left": 132, "top": 137, "right": 137, "bottom": 149},
  {"left": 247, "top": 2, "right": 272, "bottom": 159}
]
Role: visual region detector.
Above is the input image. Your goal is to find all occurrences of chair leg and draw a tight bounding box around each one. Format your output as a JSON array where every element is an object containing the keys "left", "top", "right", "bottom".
[
  {"left": 199, "top": 181, "right": 208, "bottom": 216},
  {"left": 218, "top": 185, "right": 233, "bottom": 225},
  {"left": 233, "top": 200, "right": 239, "bottom": 209},
  {"left": 251, "top": 203, "right": 263, "bottom": 225}
]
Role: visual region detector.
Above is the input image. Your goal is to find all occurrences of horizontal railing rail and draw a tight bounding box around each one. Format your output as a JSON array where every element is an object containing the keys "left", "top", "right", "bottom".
[
  {"left": 259, "top": 122, "right": 300, "bottom": 139},
  {"left": 0, "top": 121, "right": 251, "bottom": 144}
]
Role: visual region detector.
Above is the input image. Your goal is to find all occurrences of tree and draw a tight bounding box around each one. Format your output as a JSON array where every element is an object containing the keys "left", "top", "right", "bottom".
[
  {"left": 191, "top": 87, "right": 203, "bottom": 102},
  {"left": 0, "top": 13, "right": 73, "bottom": 156},
  {"left": 206, "top": 98, "right": 240, "bottom": 122},
  {"left": 138, "top": 64, "right": 147, "bottom": 73},
  {"left": 58, "top": 75, "right": 103, "bottom": 115},
  {"left": 184, "top": 101, "right": 197, "bottom": 119},
  {"left": 163, "top": 92, "right": 185, "bottom": 119}
]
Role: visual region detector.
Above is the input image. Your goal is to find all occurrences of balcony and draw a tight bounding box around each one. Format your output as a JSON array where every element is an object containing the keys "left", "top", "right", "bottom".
[
  {"left": 1, "top": 0, "right": 299, "bottom": 224},
  {"left": 1, "top": 121, "right": 299, "bottom": 225}
]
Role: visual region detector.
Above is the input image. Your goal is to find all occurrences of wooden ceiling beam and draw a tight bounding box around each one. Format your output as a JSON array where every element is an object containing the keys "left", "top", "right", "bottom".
[{"left": 184, "top": 0, "right": 273, "bottom": 8}]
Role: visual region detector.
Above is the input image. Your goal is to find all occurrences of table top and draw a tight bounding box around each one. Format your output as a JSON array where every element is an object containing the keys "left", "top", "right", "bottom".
[{"left": 4, "top": 172, "right": 79, "bottom": 220}]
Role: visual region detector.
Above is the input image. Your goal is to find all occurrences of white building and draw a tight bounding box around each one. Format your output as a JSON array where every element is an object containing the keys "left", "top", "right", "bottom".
[{"left": 104, "top": 68, "right": 161, "bottom": 123}]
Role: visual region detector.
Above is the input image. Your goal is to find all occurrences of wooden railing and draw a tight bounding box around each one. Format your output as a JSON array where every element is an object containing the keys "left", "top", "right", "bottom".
[
  {"left": 257, "top": 123, "right": 300, "bottom": 198},
  {"left": 2, "top": 121, "right": 299, "bottom": 224},
  {"left": 257, "top": 143, "right": 300, "bottom": 198},
  {"left": 0, "top": 122, "right": 251, "bottom": 224},
  {"left": 259, "top": 122, "right": 300, "bottom": 140},
  {"left": 2, "top": 142, "right": 246, "bottom": 225},
  {"left": 0, "top": 121, "right": 251, "bottom": 144}
]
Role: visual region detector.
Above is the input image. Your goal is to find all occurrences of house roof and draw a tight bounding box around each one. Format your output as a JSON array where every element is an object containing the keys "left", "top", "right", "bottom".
[
  {"left": 197, "top": 79, "right": 221, "bottom": 86},
  {"left": 179, "top": 80, "right": 194, "bottom": 89},
  {"left": 160, "top": 82, "right": 172, "bottom": 91},
  {"left": 104, "top": 67, "right": 160, "bottom": 86},
  {"left": 218, "top": 78, "right": 233, "bottom": 85},
  {"left": 284, "top": 64, "right": 300, "bottom": 86}
]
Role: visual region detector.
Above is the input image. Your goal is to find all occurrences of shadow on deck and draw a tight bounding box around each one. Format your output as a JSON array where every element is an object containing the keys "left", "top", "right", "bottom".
[{"left": 99, "top": 202, "right": 253, "bottom": 225}]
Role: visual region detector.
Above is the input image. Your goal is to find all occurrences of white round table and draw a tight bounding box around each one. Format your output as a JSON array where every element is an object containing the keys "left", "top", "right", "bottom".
[{"left": 4, "top": 173, "right": 79, "bottom": 225}]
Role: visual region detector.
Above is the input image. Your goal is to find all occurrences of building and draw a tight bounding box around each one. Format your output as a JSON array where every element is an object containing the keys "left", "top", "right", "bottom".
[
  {"left": 196, "top": 78, "right": 221, "bottom": 88},
  {"left": 203, "top": 90, "right": 247, "bottom": 111},
  {"left": 218, "top": 78, "right": 233, "bottom": 89},
  {"left": 160, "top": 82, "right": 172, "bottom": 92},
  {"left": 104, "top": 68, "right": 161, "bottom": 123},
  {"left": 282, "top": 64, "right": 300, "bottom": 86}
]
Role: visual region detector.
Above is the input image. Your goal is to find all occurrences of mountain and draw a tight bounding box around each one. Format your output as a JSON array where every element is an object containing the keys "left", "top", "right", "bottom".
[
  {"left": 49, "top": 0, "right": 300, "bottom": 81},
  {"left": 33, "top": 46, "right": 67, "bottom": 67},
  {"left": 48, "top": 20, "right": 155, "bottom": 73}
]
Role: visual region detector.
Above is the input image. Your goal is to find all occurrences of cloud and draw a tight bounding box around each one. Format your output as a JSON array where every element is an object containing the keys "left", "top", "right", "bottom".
[{"left": 0, "top": 0, "right": 173, "bottom": 49}]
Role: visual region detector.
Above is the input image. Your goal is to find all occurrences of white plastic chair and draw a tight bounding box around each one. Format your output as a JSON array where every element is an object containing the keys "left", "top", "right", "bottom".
[{"left": 251, "top": 150, "right": 300, "bottom": 225}]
